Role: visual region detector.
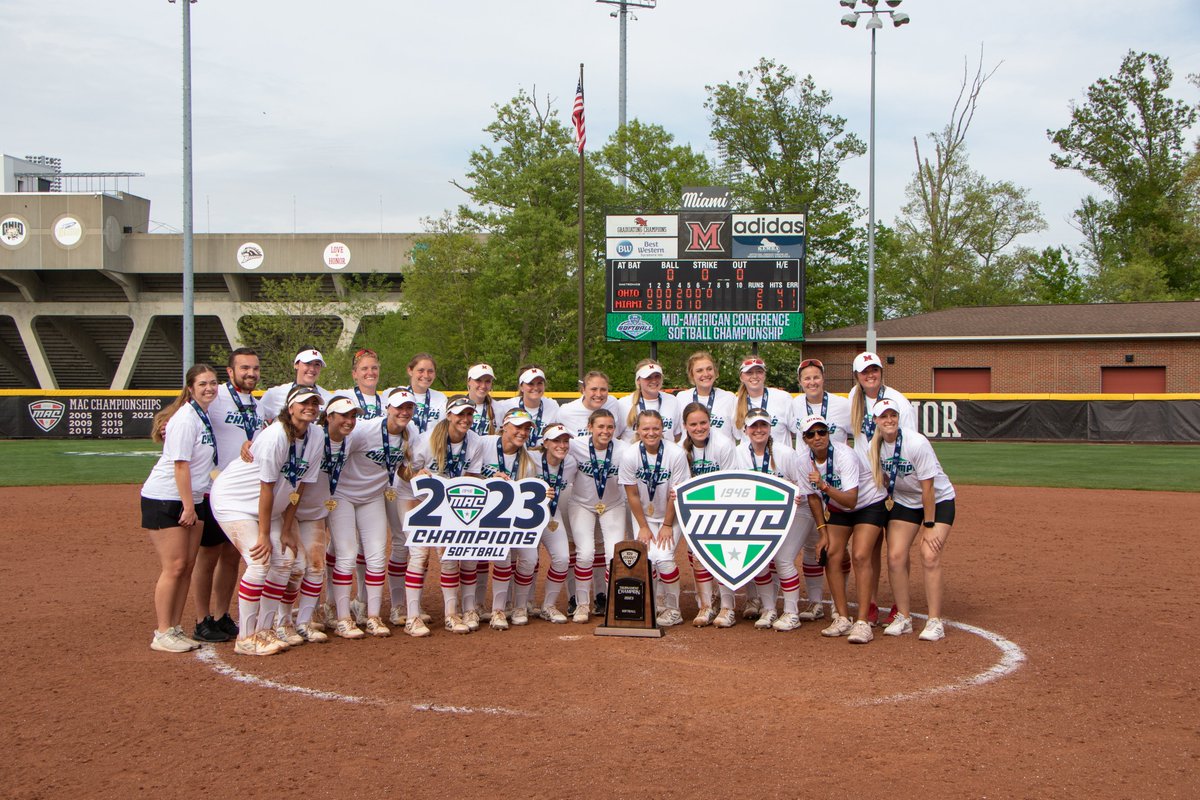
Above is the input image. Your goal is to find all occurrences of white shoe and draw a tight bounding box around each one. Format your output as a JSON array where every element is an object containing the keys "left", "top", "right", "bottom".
[
  {"left": 571, "top": 605, "right": 590, "bottom": 624},
  {"left": 847, "top": 619, "right": 874, "bottom": 644},
  {"left": 884, "top": 613, "right": 913, "bottom": 636},
  {"left": 511, "top": 607, "right": 529, "bottom": 626},
  {"left": 540, "top": 606, "right": 568, "bottom": 624},
  {"left": 693, "top": 607, "right": 716, "bottom": 627},
  {"left": 656, "top": 608, "right": 684, "bottom": 627},
  {"left": 772, "top": 612, "right": 802, "bottom": 632},
  {"left": 297, "top": 623, "right": 329, "bottom": 643},
  {"left": 713, "top": 608, "right": 737, "bottom": 628},
  {"left": 463, "top": 609, "right": 481, "bottom": 632},
  {"left": 275, "top": 622, "right": 304, "bottom": 647},
  {"left": 389, "top": 606, "right": 407, "bottom": 626},
  {"left": 797, "top": 602, "right": 825, "bottom": 621},
  {"left": 821, "top": 614, "right": 853, "bottom": 637},
  {"left": 334, "top": 617, "right": 365, "bottom": 640},
  {"left": 151, "top": 629, "right": 193, "bottom": 653},
  {"left": 754, "top": 609, "right": 780, "bottom": 630},
  {"left": 350, "top": 599, "right": 367, "bottom": 625},
  {"left": 170, "top": 626, "right": 202, "bottom": 650},
  {"left": 742, "top": 597, "right": 763, "bottom": 620},
  {"left": 444, "top": 614, "right": 470, "bottom": 635},
  {"left": 490, "top": 610, "right": 509, "bottom": 631},
  {"left": 405, "top": 617, "right": 431, "bottom": 638},
  {"left": 919, "top": 617, "right": 946, "bottom": 641},
  {"left": 363, "top": 616, "right": 391, "bottom": 637}
]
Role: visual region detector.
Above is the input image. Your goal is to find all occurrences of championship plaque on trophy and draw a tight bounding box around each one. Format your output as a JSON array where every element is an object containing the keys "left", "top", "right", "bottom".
[{"left": 594, "top": 540, "right": 663, "bottom": 638}]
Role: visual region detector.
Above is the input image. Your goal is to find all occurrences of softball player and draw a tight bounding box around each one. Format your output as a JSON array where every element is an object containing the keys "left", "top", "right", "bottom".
[
  {"left": 558, "top": 370, "right": 623, "bottom": 440},
  {"left": 141, "top": 364, "right": 220, "bottom": 653},
  {"left": 804, "top": 414, "right": 888, "bottom": 644},
  {"left": 732, "top": 409, "right": 817, "bottom": 632},
  {"left": 473, "top": 408, "right": 539, "bottom": 630},
  {"left": 466, "top": 363, "right": 500, "bottom": 437},
  {"left": 406, "top": 395, "right": 481, "bottom": 636},
  {"left": 680, "top": 351, "right": 737, "bottom": 441},
  {"left": 277, "top": 396, "right": 361, "bottom": 645},
  {"left": 532, "top": 423, "right": 578, "bottom": 623},
  {"left": 495, "top": 366, "right": 560, "bottom": 449},
  {"left": 617, "top": 360, "right": 680, "bottom": 443},
  {"left": 209, "top": 385, "right": 324, "bottom": 656},
  {"left": 334, "top": 348, "right": 385, "bottom": 419},
  {"left": 327, "top": 388, "right": 418, "bottom": 639},
  {"left": 731, "top": 356, "right": 794, "bottom": 447},
  {"left": 790, "top": 358, "right": 851, "bottom": 446},
  {"left": 619, "top": 409, "right": 691, "bottom": 627},
  {"left": 192, "top": 348, "right": 264, "bottom": 643},
  {"left": 404, "top": 353, "right": 447, "bottom": 435},
  {"left": 565, "top": 409, "right": 629, "bottom": 623},
  {"left": 258, "top": 348, "right": 333, "bottom": 423},
  {"left": 868, "top": 398, "right": 956, "bottom": 641},
  {"left": 676, "top": 402, "right": 737, "bottom": 627}
]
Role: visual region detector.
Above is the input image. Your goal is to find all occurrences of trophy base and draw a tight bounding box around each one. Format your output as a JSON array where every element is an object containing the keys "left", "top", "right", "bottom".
[{"left": 594, "top": 625, "right": 664, "bottom": 638}]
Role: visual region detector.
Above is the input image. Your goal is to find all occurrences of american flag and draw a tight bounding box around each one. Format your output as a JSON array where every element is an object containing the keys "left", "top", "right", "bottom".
[{"left": 572, "top": 78, "right": 586, "bottom": 153}]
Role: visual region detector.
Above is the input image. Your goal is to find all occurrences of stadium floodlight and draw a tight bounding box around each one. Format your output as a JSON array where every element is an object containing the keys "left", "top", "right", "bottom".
[
  {"left": 836, "top": 0, "right": 912, "bottom": 356},
  {"left": 839, "top": 0, "right": 857, "bottom": 8}
]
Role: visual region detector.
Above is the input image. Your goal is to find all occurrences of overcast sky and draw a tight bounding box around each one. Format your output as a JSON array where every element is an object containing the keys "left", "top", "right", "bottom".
[{"left": 5, "top": 0, "right": 1198, "bottom": 253}]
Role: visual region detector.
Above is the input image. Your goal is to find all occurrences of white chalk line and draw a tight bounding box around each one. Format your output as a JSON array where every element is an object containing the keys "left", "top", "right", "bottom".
[{"left": 196, "top": 647, "right": 527, "bottom": 715}]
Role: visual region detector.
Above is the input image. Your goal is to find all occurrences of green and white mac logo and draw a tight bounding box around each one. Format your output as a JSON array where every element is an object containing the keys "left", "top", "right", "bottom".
[
  {"left": 674, "top": 471, "right": 798, "bottom": 590},
  {"left": 447, "top": 485, "right": 487, "bottom": 525}
]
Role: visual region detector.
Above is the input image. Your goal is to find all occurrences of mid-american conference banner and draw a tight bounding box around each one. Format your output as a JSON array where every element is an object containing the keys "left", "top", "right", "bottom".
[
  {"left": 0, "top": 393, "right": 167, "bottom": 438},
  {"left": 403, "top": 475, "right": 552, "bottom": 560}
]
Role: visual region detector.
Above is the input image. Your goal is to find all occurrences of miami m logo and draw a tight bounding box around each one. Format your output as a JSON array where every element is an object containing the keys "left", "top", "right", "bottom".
[{"left": 686, "top": 221, "right": 725, "bottom": 252}]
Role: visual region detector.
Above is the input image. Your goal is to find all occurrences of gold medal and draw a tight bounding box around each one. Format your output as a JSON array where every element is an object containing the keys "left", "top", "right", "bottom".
[
  {"left": 885, "top": 497, "right": 894, "bottom": 511},
  {"left": 548, "top": 520, "right": 559, "bottom": 532},
  {"left": 594, "top": 502, "right": 606, "bottom": 515},
  {"left": 385, "top": 488, "right": 397, "bottom": 502},
  {"left": 288, "top": 491, "right": 300, "bottom": 506},
  {"left": 824, "top": 508, "right": 831, "bottom": 522},
  {"left": 324, "top": 498, "right": 338, "bottom": 512},
  {"left": 209, "top": 468, "right": 220, "bottom": 481}
]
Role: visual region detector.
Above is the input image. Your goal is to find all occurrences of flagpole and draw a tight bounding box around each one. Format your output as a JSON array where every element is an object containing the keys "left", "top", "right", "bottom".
[{"left": 576, "top": 63, "right": 586, "bottom": 387}]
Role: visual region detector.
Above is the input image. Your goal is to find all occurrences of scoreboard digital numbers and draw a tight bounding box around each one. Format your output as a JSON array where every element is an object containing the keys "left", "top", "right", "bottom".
[{"left": 605, "top": 212, "right": 806, "bottom": 343}]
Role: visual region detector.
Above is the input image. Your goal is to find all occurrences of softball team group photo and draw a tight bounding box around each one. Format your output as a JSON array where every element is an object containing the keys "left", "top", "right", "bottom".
[{"left": 139, "top": 346, "right": 957, "bottom": 657}]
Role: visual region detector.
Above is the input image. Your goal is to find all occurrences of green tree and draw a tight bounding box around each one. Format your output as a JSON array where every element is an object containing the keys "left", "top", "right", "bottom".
[
  {"left": 1048, "top": 51, "right": 1200, "bottom": 299},
  {"left": 597, "top": 119, "right": 716, "bottom": 212},
  {"left": 1020, "top": 247, "right": 1089, "bottom": 304}
]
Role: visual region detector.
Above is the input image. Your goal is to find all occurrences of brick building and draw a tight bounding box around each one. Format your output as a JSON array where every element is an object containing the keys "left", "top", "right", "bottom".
[{"left": 802, "top": 302, "right": 1200, "bottom": 394}]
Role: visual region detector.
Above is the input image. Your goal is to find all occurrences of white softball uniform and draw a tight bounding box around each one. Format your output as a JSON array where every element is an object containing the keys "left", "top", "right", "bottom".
[
  {"left": 730, "top": 388, "right": 795, "bottom": 447},
  {"left": 617, "top": 391, "right": 681, "bottom": 443},
  {"left": 258, "top": 382, "right": 333, "bottom": 425},
  {"left": 209, "top": 384, "right": 265, "bottom": 470},
  {"left": 141, "top": 403, "right": 216, "bottom": 503},
  {"left": 494, "top": 396, "right": 561, "bottom": 448},
  {"left": 469, "top": 398, "right": 501, "bottom": 437},
  {"left": 789, "top": 391, "right": 852, "bottom": 446},
  {"left": 848, "top": 385, "right": 918, "bottom": 459},
  {"left": 878, "top": 430, "right": 956, "bottom": 508},
  {"left": 677, "top": 387, "right": 738, "bottom": 442},
  {"left": 331, "top": 387, "right": 386, "bottom": 420},
  {"left": 557, "top": 396, "right": 624, "bottom": 440},
  {"left": 681, "top": 434, "right": 738, "bottom": 476},
  {"left": 618, "top": 440, "right": 690, "bottom": 612},
  {"left": 566, "top": 437, "right": 630, "bottom": 606},
  {"left": 399, "top": 386, "right": 448, "bottom": 436},
  {"left": 810, "top": 443, "right": 887, "bottom": 514}
]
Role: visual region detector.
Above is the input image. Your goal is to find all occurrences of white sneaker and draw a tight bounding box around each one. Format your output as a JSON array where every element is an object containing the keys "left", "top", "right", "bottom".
[
  {"left": 797, "top": 602, "right": 825, "bottom": 621},
  {"left": 693, "top": 607, "right": 716, "bottom": 627},
  {"left": 847, "top": 620, "right": 874, "bottom": 644},
  {"left": 297, "top": 623, "right": 329, "bottom": 643},
  {"left": 151, "top": 629, "right": 193, "bottom": 653},
  {"left": 405, "top": 617, "right": 431, "bottom": 638},
  {"left": 350, "top": 599, "right": 367, "bottom": 625},
  {"left": 275, "top": 622, "right": 304, "bottom": 647},
  {"left": 742, "top": 597, "right": 763, "bottom": 620},
  {"left": 772, "top": 612, "right": 802, "bottom": 632},
  {"left": 754, "top": 609, "right": 780, "bottom": 630},
  {"left": 713, "top": 608, "right": 737, "bottom": 628},
  {"left": 919, "top": 617, "right": 946, "bottom": 641},
  {"left": 444, "top": 614, "right": 470, "bottom": 635},
  {"left": 821, "top": 614, "right": 853, "bottom": 637},
  {"left": 463, "top": 609, "right": 481, "bottom": 631},
  {"left": 170, "top": 626, "right": 202, "bottom": 650},
  {"left": 363, "top": 616, "right": 391, "bottom": 637},
  {"left": 334, "top": 617, "right": 365, "bottom": 640},
  {"left": 389, "top": 606, "right": 407, "bottom": 626},
  {"left": 490, "top": 610, "right": 509, "bottom": 631},
  {"left": 656, "top": 608, "right": 684, "bottom": 627},
  {"left": 511, "top": 607, "right": 529, "bottom": 626},
  {"left": 571, "top": 605, "right": 590, "bottom": 624},
  {"left": 540, "top": 606, "right": 568, "bottom": 624},
  {"left": 884, "top": 613, "right": 913, "bottom": 636}
]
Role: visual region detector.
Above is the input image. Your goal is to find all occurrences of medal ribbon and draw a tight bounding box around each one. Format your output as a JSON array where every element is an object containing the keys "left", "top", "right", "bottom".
[
  {"left": 285, "top": 430, "right": 309, "bottom": 488},
  {"left": 588, "top": 440, "right": 613, "bottom": 499},
  {"left": 496, "top": 437, "right": 518, "bottom": 477},
  {"left": 226, "top": 384, "right": 259, "bottom": 441},
  {"left": 884, "top": 429, "right": 903, "bottom": 502},
  {"left": 749, "top": 444, "right": 771, "bottom": 474},
  {"left": 692, "top": 388, "right": 715, "bottom": 414},
  {"left": 639, "top": 442, "right": 665, "bottom": 505},
  {"left": 380, "top": 419, "right": 403, "bottom": 483},
  {"left": 542, "top": 452, "right": 565, "bottom": 517},
  {"left": 860, "top": 386, "right": 887, "bottom": 438},
  {"left": 189, "top": 399, "right": 218, "bottom": 465},
  {"left": 444, "top": 439, "right": 467, "bottom": 478},
  {"left": 324, "top": 434, "right": 347, "bottom": 496},
  {"left": 822, "top": 443, "right": 836, "bottom": 507},
  {"left": 519, "top": 399, "right": 544, "bottom": 447},
  {"left": 354, "top": 387, "right": 382, "bottom": 419},
  {"left": 805, "top": 391, "right": 829, "bottom": 421}
]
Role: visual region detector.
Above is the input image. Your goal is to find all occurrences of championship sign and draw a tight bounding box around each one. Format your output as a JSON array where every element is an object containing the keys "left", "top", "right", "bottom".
[
  {"left": 674, "top": 470, "right": 798, "bottom": 590},
  {"left": 404, "top": 475, "right": 550, "bottom": 561}
]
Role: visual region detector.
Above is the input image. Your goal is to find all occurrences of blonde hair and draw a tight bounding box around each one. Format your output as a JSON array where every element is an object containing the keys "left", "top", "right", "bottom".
[
  {"left": 428, "top": 395, "right": 473, "bottom": 475},
  {"left": 152, "top": 364, "right": 217, "bottom": 443},
  {"left": 733, "top": 353, "right": 764, "bottom": 431},
  {"left": 632, "top": 409, "right": 664, "bottom": 444},
  {"left": 868, "top": 425, "right": 888, "bottom": 492},
  {"left": 686, "top": 351, "right": 717, "bottom": 386},
  {"left": 625, "top": 358, "right": 659, "bottom": 430},
  {"left": 679, "top": 402, "right": 710, "bottom": 472}
]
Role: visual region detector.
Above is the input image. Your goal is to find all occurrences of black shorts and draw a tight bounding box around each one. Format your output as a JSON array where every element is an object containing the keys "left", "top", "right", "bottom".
[
  {"left": 141, "top": 496, "right": 216, "bottom": 539},
  {"left": 889, "top": 498, "right": 956, "bottom": 526},
  {"left": 200, "top": 504, "right": 233, "bottom": 548},
  {"left": 826, "top": 499, "right": 888, "bottom": 529}
]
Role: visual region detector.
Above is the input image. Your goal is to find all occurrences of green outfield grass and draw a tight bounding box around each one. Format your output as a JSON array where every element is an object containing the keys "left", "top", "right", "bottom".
[{"left": 0, "top": 438, "right": 1195, "bottom": 492}]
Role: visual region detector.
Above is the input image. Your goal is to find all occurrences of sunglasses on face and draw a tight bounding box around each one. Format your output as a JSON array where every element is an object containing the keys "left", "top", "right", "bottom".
[{"left": 803, "top": 428, "right": 830, "bottom": 439}]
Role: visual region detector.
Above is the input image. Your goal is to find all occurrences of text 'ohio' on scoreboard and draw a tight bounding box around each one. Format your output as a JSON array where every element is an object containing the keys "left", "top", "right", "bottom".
[{"left": 604, "top": 212, "right": 806, "bottom": 343}]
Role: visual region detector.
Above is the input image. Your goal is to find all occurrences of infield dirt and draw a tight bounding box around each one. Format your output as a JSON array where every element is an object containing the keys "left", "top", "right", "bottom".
[{"left": 1, "top": 484, "right": 1195, "bottom": 799}]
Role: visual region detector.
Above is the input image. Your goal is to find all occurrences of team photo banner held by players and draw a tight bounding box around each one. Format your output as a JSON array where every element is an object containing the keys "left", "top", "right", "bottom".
[{"left": 404, "top": 475, "right": 552, "bottom": 561}]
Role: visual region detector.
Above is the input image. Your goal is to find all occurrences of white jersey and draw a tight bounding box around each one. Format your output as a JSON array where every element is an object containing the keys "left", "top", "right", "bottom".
[
  {"left": 680, "top": 435, "right": 738, "bottom": 477},
  {"left": 209, "top": 421, "right": 323, "bottom": 523},
  {"left": 259, "top": 382, "right": 333, "bottom": 424},
  {"left": 676, "top": 387, "right": 738, "bottom": 441},
  {"left": 535, "top": 451, "right": 578, "bottom": 523},
  {"left": 790, "top": 391, "right": 852, "bottom": 446},
  {"left": 730, "top": 388, "right": 794, "bottom": 447},
  {"left": 877, "top": 430, "right": 955, "bottom": 508},
  {"left": 411, "top": 429, "right": 481, "bottom": 478},
  {"left": 399, "top": 386, "right": 448, "bottom": 436},
  {"left": 557, "top": 396, "right": 623, "bottom": 440},
  {"left": 494, "top": 396, "right": 561, "bottom": 448},
  {"left": 209, "top": 383, "right": 266, "bottom": 470},
  {"left": 731, "top": 440, "right": 811, "bottom": 492},
  {"left": 295, "top": 433, "right": 349, "bottom": 522},
  {"left": 339, "top": 417, "right": 419, "bottom": 504},
  {"left": 617, "top": 440, "right": 690, "bottom": 521},
  {"left": 617, "top": 391, "right": 681, "bottom": 443},
  {"left": 331, "top": 387, "right": 386, "bottom": 420},
  {"left": 849, "top": 385, "right": 918, "bottom": 458},
  {"left": 568, "top": 438, "right": 629, "bottom": 510},
  {"left": 809, "top": 443, "right": 886, "bottom": 513},
  {"left": 469, "top": 397, "right": 502, "bottom": 437},
  {"left": 141, "top": 403, "right": 216, "bottom": 503},
  {"left": 473, "top": 434, "right": 537, "bottom": 479}
]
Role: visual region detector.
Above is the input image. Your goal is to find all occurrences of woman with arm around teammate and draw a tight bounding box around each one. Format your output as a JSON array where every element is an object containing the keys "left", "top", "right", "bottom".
[
  {"left": 140, "top": 364, "right": 220, "bottom": 653},
  {"left": 532, "top": 423, "right": 578, "bottom": 623},
  {"left": 677, "top": 402, "right": 738, "bottom": 627},
  {"left": 619, "top": 410, "right": 691, "bottom": 628},
  {"left": 869, "top": 399, "right": 956, "bottom": 641},
  {"left": 802, "top": 413, "right": 889, "bottom": 644},
  {"left": 790, "top": 358, "right": 851, "bottom": 446},
  {"left": 559, "top": 370, "right": 623, "bottom": 440},
  {"left": 732, "top": 356, "right": 793, "bottom": 447},
  {"left": 681, "top": 351, "right": 738, "bottom": 440},
  {"left": 339, "top": 348, "right": 385, "bottom": 420},
  {"left": 617, "top": 360, "right": 680, "bottom": 443},
  {"left": 209, "top": 385, "right": 325, "bottom": 656}
]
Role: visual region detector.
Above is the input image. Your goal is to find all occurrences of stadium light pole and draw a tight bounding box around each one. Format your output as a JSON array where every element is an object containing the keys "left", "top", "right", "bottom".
[
  {"left": 170, "top": 0, "right": 197, "bottom": 376},
  {"left": 595, "top": 0, "right": 656, "bottom": 191},
  {"left": 839, "top": 0, "right": 910, "bottom": 355}
]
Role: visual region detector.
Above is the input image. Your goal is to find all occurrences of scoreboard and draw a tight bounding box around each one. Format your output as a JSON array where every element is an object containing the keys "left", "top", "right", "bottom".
[{"left": 605, "top": 212, "right": 806, "bottom": 342}]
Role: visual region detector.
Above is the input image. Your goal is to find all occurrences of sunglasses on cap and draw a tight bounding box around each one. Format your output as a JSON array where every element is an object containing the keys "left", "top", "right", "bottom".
[{"left": 802, "top": 428, "right": 830, "bottom": 440}]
